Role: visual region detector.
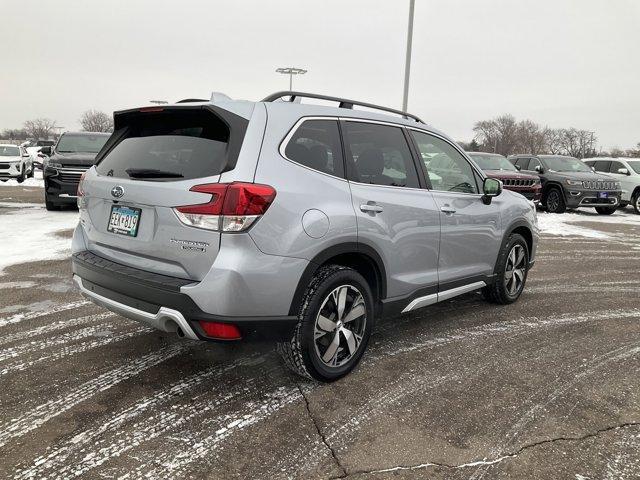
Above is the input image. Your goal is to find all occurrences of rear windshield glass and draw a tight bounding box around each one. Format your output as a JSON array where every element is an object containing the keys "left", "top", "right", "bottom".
[
  {"left": 96, "top": 110, "right": 230, "bottom": 181},
  {"left": 57, "top": 134, "right": 109, "bottom": 154}
]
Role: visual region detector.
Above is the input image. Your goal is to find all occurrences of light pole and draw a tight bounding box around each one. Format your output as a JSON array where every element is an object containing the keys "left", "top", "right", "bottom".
[
  {"left": 402, "top": 0, "right": 415, "bottom": 112},
  {"left": 276, "top": 67, "right": 308, "bottom": 91}
]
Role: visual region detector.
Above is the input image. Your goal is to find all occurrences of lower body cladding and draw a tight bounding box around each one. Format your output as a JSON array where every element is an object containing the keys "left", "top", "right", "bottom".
[
  {"left": 70, "top": 230, "right": 307, "bottom": 341},
  {"left": 566, "top": 190, "right": 621, "bottom": 208}
]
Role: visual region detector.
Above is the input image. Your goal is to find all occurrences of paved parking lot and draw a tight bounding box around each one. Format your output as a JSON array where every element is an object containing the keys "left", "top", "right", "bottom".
[{"left": 0, "top": 187, "right": 639, "bottom": 479}]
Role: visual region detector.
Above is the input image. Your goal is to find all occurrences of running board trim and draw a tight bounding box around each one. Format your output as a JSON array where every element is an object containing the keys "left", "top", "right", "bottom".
[{"left": 401, "top": 281, "right": 486, "bottom": 313}]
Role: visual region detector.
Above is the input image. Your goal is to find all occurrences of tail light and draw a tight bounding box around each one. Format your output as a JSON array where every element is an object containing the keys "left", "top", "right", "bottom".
[
  {"left": 77, "top": 172, "right": 87, "bottom": 209},
  {"left": 173, "top": 182, "right": 276, "bottom": 232},
  {"left": 199, "top": 321, "right": 242, "bottom": 340}
]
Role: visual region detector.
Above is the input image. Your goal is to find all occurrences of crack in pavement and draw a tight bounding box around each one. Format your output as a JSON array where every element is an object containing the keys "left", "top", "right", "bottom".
[
  {"left": 335, "top": 421, "right": 640, "bottom": 478},
  {"left": 296, "top": 384, "right": 348, "bottom": 478}
]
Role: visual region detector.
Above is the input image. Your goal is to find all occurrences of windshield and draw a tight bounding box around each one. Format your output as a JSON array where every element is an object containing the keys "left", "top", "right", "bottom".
[
  {"left": 543, "top": 156, "right": 592, "bottom": 172},
  {"left": 0, "top": 145, "right": 20, "bottom": 157},
  {"left": 56, "top": 134, "right": 109, "bottom": 154},
  {"left": 468, "top": 153, "right": 516, "bottom": 171},
  {"left": 627, "top": 161, "right": 640, "bottom": 174}
]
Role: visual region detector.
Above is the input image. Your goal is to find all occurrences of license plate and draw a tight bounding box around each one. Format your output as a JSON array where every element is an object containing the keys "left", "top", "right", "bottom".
[
  {"left": 598, "top": 192, "right": 608, "bottom": 199},
  {"left": 107, "top": 205, "right": 141, "bottom": 237}
]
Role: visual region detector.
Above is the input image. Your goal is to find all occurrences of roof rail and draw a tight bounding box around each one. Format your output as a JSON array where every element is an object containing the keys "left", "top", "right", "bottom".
[{"left": 262, "top": 91, "right": 424, "bottom": 123}]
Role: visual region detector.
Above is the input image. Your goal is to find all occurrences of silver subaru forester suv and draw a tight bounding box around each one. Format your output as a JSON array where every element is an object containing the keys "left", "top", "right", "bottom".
[{"left": 72, "top": 91, "right": 538, "bottom": 381}]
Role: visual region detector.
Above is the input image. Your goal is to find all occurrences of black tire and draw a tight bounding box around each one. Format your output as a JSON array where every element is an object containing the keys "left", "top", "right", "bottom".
[
  {"left": 595, "top": 206, "right": 616, "bottom": 215},
  {"left": 482, "top": 233, "right": 529, "bottom": 305},
  {"left": 632, "top": 193, "right": 640, "bottom": 215},
  {"left": 277, "top": 265, "right": 374, "bottom": 382},
  {"left": 544, "top": 187, "right": 566, "bottom": 214},
  {"left": 16, "top": 167, "right": 25, "bottom": 184}
]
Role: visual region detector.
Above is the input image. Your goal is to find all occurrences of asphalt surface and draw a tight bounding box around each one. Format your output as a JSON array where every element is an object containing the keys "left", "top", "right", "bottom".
[{"left": 1, "top": 187, "right": 639, "bottom": 480}]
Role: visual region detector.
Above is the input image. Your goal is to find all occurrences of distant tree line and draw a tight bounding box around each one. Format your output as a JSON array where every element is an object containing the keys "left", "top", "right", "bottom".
[
  {"left": 461, "top": 114, "right": 639, "bottom": 159},
  {"left": 1, "top": 109, "right": 114, "bottom": 141}
]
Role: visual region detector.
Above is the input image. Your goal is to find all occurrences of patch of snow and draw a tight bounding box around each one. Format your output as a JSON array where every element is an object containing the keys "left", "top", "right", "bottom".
[
  {"left": 0, "top": 169, "right": 44, "bottom": 187},
  {"left": 0, "top": 281, "right": 37, "bottom": 290},
  {"left": 561, "top": 208, "right": 640, "bottom": 226},
  {"left": 537, "top": 212, "right": 609, "bottom": 239},
  {"left": 0, "top": 202, "right": 79, "bottom": 273}
]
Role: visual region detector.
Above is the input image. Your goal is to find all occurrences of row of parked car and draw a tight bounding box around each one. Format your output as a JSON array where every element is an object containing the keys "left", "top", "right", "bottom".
[{"left": 466, "top": 152, "right": 640, "bottom": 214}]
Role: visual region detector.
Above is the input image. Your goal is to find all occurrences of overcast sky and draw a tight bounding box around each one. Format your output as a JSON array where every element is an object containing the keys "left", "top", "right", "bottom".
[{"left": 1, "top": 0, "right": 638, "bottom": 149}]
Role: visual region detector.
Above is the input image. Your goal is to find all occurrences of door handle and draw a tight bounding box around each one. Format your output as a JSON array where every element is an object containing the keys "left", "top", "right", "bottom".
[
  {"left": 360, "top": 204, "right": 384, "bottom": 213},
  {"left": 440, "top": 206, "right": 456, "bottom": 214}
]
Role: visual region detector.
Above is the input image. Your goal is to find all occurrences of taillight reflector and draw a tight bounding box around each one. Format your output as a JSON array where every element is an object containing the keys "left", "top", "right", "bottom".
[{"left": 199, "top": 321, "right": 242, "bottom": 340}]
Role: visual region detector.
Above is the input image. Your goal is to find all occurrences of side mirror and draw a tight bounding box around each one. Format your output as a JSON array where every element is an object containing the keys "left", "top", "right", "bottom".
[
  {"left": 515, "top": 164, "right": 521, "bottom": 171},
  {"left": 482, "top": 177, "right": 502, "bottom": 205},
  {"left": 534, "top": 165, "right": 544, "bottom": 173},
  {"left": 618, "top": 168, "right": 630, "bottom": 175},
  {"left": 40, "top": 146, "right": 52, "bottom": 155}
]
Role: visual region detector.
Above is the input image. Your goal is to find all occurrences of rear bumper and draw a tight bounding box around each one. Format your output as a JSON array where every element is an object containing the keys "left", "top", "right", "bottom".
[{"left": 72, "top": 251, "right": 298, "bottom": 341}]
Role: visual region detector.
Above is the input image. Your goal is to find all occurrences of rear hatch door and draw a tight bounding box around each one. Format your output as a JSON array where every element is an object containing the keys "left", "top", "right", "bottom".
[{"left": 81, "top": 105, "right": 249, "bottom": 281}]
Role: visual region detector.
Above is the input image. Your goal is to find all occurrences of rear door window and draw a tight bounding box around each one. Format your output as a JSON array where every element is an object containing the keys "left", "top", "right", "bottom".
[
  {"left": 343, "top": 121, "right": 420, "bottom": 188},
  {"left": 284, "top": 119, "right": 344, "bottom": 177},
  {"left": 96, "top": 109, "right": 236, "bottom": 181},
  {"left": 514, "top": 157, "right": 529, "bottom": 170},
  {"left": 593, "top": 160, "right": 610, "bottom": 172}
]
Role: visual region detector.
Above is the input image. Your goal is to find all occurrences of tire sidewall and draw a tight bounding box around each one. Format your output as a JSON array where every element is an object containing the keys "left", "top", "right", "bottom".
[
  {"left": 545, "top": 188, "right": 564, "bottom": 213},
  {"left": 299, "top": 269, "right": 374, "bottom": 381},
  {"left": 495, "top": 234, "right": 529, "bottom": 303}
]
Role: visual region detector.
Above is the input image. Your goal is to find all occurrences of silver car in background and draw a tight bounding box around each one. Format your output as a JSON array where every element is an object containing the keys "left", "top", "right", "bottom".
[{"left": 72, "top": 91, "right": 538, "bottom": 381}]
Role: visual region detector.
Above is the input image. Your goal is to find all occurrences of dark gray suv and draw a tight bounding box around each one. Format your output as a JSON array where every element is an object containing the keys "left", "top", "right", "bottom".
[{"left": 509, "top": 155, "right": 622, "bottom": 214}]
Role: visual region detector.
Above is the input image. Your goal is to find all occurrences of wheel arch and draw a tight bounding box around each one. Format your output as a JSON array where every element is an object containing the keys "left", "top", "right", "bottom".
[
  {"left": 288, "top": 242, "right": 387, "bottom": 316},
  {"left": 541, "top": 181, "right": 566, "bottom": 202},
  {"left": 495, "top": 219, "right": 534, "bottom": 274}
]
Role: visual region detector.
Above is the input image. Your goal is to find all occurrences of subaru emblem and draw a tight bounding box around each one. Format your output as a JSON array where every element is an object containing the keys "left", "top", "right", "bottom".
[{"left": 111, "top": 186, "right": 124, "bottom": 198}]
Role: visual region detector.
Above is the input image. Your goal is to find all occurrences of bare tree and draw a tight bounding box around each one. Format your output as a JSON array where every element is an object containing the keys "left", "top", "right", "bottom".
[
  {"left": 473, "top": 114, "right": 519, "bottom": 156},
  {"left": 516, "top": 120, "right": 547, "bottom": 154},
  {"left": 79, "top": 110, "right": 113, "bottom": 133},
  {"left": 1, "top": 128, "right": 28, "bottom": 140},
  {"left": 23, "top": 118, "right": 56, "bottom": 140}
]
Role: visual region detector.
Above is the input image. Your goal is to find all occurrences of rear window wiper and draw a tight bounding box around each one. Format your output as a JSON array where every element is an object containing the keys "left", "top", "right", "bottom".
[{"left": 125, "top": 168, "right": 184, "bottom": 179}]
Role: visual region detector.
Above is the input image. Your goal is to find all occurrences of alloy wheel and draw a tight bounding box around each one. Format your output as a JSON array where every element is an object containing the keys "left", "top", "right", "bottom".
[
  {"left": 547, "top": 191, "right": 559, "bottom": 212},
  {"left": 314, "top": 285, "right": 367, "bottom": 368},
  {"left": 504, "top": 244, "right": 526, "bottom": 296}
]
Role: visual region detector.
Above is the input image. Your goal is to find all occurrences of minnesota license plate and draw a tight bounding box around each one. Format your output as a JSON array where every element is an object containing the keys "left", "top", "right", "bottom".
[
  {"left": 107, "top": 205, "right": 141, "bottom": 237},
  {"left": 598, "top": 192, "right": 608, "bottom": 199}
]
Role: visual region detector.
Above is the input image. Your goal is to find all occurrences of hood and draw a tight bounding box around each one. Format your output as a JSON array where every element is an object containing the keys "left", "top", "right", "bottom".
[
  {"left": 0, "top": 156, "right": 21, "bottom": 162},
  {"left": 484, "top": 169, "right": 538, "bottom": 181},
  {"left": 50, "top": 151, "right": 98, "bottom": 167}
]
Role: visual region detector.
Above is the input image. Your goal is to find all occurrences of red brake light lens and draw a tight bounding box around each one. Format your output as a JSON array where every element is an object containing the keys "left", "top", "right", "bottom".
[
  {"left": 173, "top": 182, "right": 276, "bottom": 232},
  {"left": 199, "top": 321, "right": 242, "bottom": 340},
  {"left": 222, "top": 183, "right": 276, "bottom": 216}
]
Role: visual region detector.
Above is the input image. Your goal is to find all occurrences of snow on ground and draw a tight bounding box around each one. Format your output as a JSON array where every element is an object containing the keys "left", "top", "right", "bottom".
[
  {"left": 0, "top": 170, "right": 44, "bottom": 188},
  {"left": 0, "top": 202, "right": 78, "bottom": 274},
  {"left": 537, "top": 207, "right": 640, "bottom": 239}
]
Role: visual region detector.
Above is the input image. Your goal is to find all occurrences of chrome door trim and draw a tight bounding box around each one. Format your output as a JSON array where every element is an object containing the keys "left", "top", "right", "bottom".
[{"left": 402, "top": 281, "right": 486, "bottom": 313}]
